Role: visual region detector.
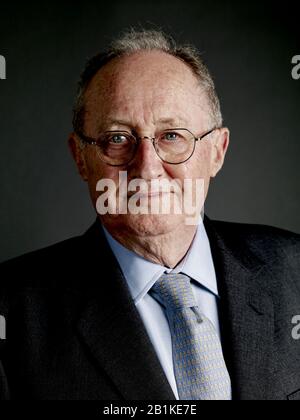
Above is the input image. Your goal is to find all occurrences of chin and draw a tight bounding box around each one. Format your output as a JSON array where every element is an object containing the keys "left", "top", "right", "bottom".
[{"left": 102, "top": 213, "right": 186, "bottom": 237}]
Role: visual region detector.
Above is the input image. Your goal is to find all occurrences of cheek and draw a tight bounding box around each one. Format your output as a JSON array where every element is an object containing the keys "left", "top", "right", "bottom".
[
  {"left": 165, "top": 146, "right": 212, "bottom": 207},
  {"left": 85, "top": 151, "right": 112, "bottom": 181},
  {"left": 165, "top": 145, "right": 212, "bottom": 182},
  {"left": 84, "top": 152, "right": 120, "bottom": 196},
  {"left": 192, "top": 148, "right": 211, "bottom": 177}
]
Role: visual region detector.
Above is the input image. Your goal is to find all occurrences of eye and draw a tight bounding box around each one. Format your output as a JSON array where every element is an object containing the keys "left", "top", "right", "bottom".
[
  {"left": 103, "top": 133, "right": 131, "bottom": 145},
  {"left": 109, "top": 134, "right": 128, "bottom": 144},
  {"left": 162, "top": 132, "right": 180, "bottom": 141}
]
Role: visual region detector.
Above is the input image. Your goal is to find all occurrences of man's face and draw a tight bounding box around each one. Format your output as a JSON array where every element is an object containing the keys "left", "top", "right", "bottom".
[{"left": 70, "top": 50, "right": 229, "bottom": 237}]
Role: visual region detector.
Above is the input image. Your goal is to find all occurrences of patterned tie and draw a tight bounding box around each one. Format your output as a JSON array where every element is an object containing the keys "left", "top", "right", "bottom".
[{"left": 150, "top": 272, "right": 231, "bottom": 400}]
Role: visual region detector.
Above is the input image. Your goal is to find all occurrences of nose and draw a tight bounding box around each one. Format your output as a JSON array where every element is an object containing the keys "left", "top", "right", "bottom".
[{"left": 128, "top": 136, "right": 164, "bottom": 180}]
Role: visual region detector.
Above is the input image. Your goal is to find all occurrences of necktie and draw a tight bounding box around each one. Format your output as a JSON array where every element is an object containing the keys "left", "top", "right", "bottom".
[{"left": 150, "top": 272, "right": 231, "bottom": 400}]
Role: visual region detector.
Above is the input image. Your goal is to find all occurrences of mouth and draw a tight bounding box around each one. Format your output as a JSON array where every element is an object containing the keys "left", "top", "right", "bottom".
[{"left": 127, "top": 191, "right": 173, "bottom": 199}]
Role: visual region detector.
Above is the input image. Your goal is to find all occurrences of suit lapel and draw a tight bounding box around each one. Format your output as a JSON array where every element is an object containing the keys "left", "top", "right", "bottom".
[
  {"left": 76, "top": 220, "right": 175, "bottom": 400},
  {"left": 76, "top": 216, "right": 282, "bottom": 400},
  {"left": 204, "top": 216, "right": 276, "bottom": 400}
]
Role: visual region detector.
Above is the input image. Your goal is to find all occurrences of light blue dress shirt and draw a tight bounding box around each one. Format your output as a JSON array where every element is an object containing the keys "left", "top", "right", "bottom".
[{"left": 102, "top": 219, "right": 221, "bottom": 400}]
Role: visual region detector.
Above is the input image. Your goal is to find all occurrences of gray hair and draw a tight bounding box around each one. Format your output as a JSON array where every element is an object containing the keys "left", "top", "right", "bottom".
[{"left": 72, "top": 29, "right": 223, "bottom": 133}]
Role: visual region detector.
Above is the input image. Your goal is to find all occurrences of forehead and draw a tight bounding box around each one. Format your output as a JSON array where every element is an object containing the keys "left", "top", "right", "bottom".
[{"left": 83, "top": 51, "right": 209, "bottom": 128}]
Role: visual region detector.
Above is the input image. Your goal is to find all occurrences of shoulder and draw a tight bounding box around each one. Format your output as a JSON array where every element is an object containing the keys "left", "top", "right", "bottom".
[
  {"left": 210, "top": 217, "right": 300, "bottom": 245},
  {"left": 1, "top": 235, "right": 83, "bottom": 265},
  {"left": 0, "top": 219, "right": 113, "bottom": 293},
  {"left": 210, "top": 218, "right": 300, "bottom": 252},
  {"left": 0, "top": 235, "right": 84, "bottom": 290},
  {"left": 205, "top": 217, "right": 300, "bottom": 302},
  {"left": 206, "top": 219, "right": 300, "bottom": 270}
]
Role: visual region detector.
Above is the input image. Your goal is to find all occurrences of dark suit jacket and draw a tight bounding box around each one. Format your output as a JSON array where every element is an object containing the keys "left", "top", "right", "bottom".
[{"left": 0, "top": 215, "right": 300, "bottom": 400}]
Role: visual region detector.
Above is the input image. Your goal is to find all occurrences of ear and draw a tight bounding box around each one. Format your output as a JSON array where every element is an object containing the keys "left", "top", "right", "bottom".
[
  {"left": 68, "top": 133, "right": 88, "bottom": 181},
  {"left": 210, "top": 127, "right": 230, "bottom": 178}
]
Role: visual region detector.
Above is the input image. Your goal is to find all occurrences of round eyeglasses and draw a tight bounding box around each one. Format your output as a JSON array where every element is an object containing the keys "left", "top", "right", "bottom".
[{"left": 76, "top": 127, "right": 218, "bottom": 166}]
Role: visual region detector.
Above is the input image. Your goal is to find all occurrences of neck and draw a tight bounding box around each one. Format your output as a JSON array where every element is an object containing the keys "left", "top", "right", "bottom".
[{"left": 102, "top": 219, "right": 198, "bottom": 268}]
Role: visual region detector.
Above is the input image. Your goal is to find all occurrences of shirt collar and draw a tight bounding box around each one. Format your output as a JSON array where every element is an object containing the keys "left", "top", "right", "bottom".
[{"left": 102, "top": 219, "right": 219, "bottom": 304}]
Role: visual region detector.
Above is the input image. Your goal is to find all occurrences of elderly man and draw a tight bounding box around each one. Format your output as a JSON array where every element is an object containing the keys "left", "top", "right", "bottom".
[{"left": 0, "top": 29, "right": 300, "bottom": 401}]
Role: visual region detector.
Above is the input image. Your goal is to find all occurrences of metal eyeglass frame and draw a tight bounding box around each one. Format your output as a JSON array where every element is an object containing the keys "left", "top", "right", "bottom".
[{"left": 76, "top": 127, "right": 219, "bottom": 166}]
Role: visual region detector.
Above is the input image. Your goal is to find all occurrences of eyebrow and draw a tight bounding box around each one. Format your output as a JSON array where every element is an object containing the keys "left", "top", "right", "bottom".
[
  {"left": 104, "top": 119, "right": 131, "bottom": 127},
  {"left": 157, "top": 117, "right": 189, "bottom": 126},
  {"left": 100, "top": 116, "right": 189, "bottom": 130}
]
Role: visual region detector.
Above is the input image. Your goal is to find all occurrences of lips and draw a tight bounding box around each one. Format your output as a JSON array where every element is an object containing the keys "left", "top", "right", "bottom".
[{"left": 127, "top": 190, "right": 173, "bottom": 199}]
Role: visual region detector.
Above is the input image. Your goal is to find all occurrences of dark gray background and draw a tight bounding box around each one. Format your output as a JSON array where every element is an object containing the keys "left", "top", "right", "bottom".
[{"left": 0, "top": 0, "right": 299, "bottom": 263}]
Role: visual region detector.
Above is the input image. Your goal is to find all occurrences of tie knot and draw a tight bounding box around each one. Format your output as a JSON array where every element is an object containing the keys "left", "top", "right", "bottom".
[{"left": 151, "top": 272, "right": 197, "bottom": 311}]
